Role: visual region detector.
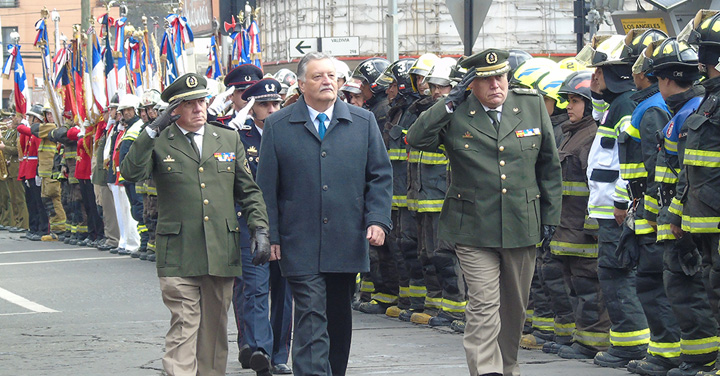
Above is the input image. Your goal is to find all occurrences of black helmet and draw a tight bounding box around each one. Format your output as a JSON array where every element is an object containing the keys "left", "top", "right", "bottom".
[
  {"left": 558, "top": 71, "right": 593, "bottom": 102},
  {"left": 109, "top": 93, "right": 120, "bottom": 108},
  {"left": 375, "top": 58, "right": 416, "bottom": 95},
  {"left": 648, "top": 38, "right": 701, "bottom": 81},
  {"left": 27, "top": 104, "right": 43, "bottom": 121},
  {"left": 683, "top": 10, "right": 720, "bottom": 48},
  {"left": 352, "top": 58, "right": 391, "bottom": 93},
  {"left": 620, "top": 28, "right": 668, "bottom": 63},
  {"left": 508, "top": 49, "right": 533, "bottom": 71}
]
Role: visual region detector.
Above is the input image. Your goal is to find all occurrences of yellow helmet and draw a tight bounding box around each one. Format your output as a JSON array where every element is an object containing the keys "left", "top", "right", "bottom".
[
  {"left": 409, "top": 53, "right": 440, "bottom": 93},
  {"left": 536, "top": 69, "right": 573, "bottom": 109},
  {"left": 576, "top": 34, "right": 626, "bottom": 67},
  {"left": 510, "top": 58, "right": 556, "bottom": 89},
  {"left": 557, "top": 57, "right": 586, "bottom": 72}
]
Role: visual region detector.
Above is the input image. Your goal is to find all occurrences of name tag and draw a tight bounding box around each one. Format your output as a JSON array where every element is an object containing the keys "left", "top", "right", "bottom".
[
  {"left": 214, "top": 152, "right": 236, "bottom": 162},
  {"left": 515, "top": 128, "right": 541, "bottom": 138}
]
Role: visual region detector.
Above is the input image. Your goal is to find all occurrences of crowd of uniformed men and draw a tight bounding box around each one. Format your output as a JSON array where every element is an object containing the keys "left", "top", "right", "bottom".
[{"left": 6, "top": 8, "right": 720, "bottom": 376}]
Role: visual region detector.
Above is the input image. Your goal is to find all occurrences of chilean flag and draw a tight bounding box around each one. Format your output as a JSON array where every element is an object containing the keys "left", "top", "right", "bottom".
[{"left": 4, "top": 45, "right": 29, "bottom": 114}]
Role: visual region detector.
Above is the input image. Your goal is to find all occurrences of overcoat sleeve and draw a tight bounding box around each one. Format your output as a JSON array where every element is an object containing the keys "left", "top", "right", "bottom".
[
  {"left": 256, "top": 119, "right": 281, "bottom": 244},
  {"left": 119, "top": 129, "right": 154, "bottom": 183},
  {"left": 364, "top": 114, "right": 393, "bottom": 232},
  {"left": 405, "top": 99, "right": 451, "bottom": 152}
]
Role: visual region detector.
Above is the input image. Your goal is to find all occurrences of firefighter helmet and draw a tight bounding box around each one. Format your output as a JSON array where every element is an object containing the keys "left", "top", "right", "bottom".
[
  {"left": 376, "top": 58, "right": 416, "bottom": 95},
  {"left": 510, "top": 58, "right": 556, "bottom": 89},
  {"left": 352, "top": 57, "right": 391, "bottom": 93},
  {"left": 537, "top": 69, "right": 573, "bottom": 109}
]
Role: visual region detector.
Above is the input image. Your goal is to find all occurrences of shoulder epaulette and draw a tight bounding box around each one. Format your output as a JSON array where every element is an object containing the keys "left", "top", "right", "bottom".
[
  {"left": 511, "top": 87, "right": 538, "bottom": 95},
  {"left": 240, "top": 124, "right": 252, "bottom": 130},
  {"left": 208, "top": 121, "right": 233, "bottom": 131}
]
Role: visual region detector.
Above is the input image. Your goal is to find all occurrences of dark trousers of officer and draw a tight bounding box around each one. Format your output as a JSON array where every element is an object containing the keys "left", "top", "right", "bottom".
[
  {"left": 287, "top": 273, "right": 356, "bottom": 376},
  {"left": 388, "top": 209, "right": 411, "bottom": 309},
  {"left": 143, "top": 194, "right": 158, "bottom": 253},
  {"left": 395, "top": 207, "right": 423, "bottom": 310},
  {"left": 527, "top": 247, "right": 556, "bottom": 338},
  {"left": 269, "top": 261, "right": 293, "bottom": 366},
  {"left": 123, "top": 182, "right": 148, "bottom": 248},
  {"left": 560, "top": 255, "right": 611, "bottom": 352},
  {"left": 25, "top": 179, "right": 48, "bottom": 235},
  {"left": 368, "top": 242, "right": 399, "bottom": 305},
  {"left": 421, "top": 212, "right": 466, "bottom": 319},
  {"left": 597, "top": 219, "right": 649, "bottom": 359},
  {"left": 541, "top": 250, "right": 576, "bottom": 345},
  {"left": 663, "top": 235, "right": 719, "bottom": 364},
  {"left": 232, "top": 214, "right": 273, "bottom": 356},
  {"left": 636, "top": 235, "right": 681, "bottom": 365},
  {"left": 78, "top": 180, "right": 103, "bottom": 240}
]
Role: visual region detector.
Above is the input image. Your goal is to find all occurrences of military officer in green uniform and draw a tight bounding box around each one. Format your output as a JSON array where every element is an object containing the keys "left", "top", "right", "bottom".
[
  {"left": 120, "top": 73, "right": 270, "bottom": 376},
  {"left": 0, "top": 112, "right": 28, "bottom": 231},
  {"left": 407, "top": 49, "right": 562, "bottom": 376}
]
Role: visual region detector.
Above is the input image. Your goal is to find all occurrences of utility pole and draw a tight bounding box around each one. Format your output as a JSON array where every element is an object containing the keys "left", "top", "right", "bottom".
[
  {"left": 463, "top": 0, "right": 472, "bottom": 56},
  {"left": 387, "top": 0, "right": 398, "bottom": 62},
  {"left": 82, "top": 0, "right": 91, "bottom": 64}
]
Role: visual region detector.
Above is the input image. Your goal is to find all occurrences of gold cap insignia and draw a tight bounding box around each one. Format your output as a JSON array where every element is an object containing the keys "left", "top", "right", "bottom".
[
  {"left": 247, "top": 146, "right": 258, "bottom": 155},
  {"left": 186, "top": 75, "right": 198, "bottom": 88},
  {"left": 486, "top": 52, "right": 498, "bottom": 65}
]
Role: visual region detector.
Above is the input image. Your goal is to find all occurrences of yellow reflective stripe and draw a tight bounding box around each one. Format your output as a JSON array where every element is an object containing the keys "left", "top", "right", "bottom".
[
  {"left": 550, "top": 241, "right": 598, "bottom": 258},
  {"left": 388, "top": 148, "right": 407, "bottom": 161},
  {"left": 77, "top": 225, "right": 88, "bottom": 232},
  {"left": 668, "top": 198, "right": 683, "bottom": 217},
  {"left": 615, "top": 115, "right": 631, "bottom": 134},
  {"left": 398, "top": 286, "right": 410, "bottom": 298},
  {"left": 441, "top": 298, "right": 467, "bottom": 313},
  {"left": 38, "top": 145, "right": 57, "bottom": 152},
  {"left": 532, "top": 316, "right": 555, "bottom": 332},
  {"left": 665, "top": 138, "right": 678, "bottom": 154},
  {"left": 681, "top": 337, "right": 719, "bottom": 355},
  {"left": 392, "top": 195, "right": 408, "bottom": 208},
  {"left": 682, "top": 215, "right": 720, "bottom": 233},
  {"left": 419, "top": 151, "right": 447, "bottom": 165},
  {"left": 575, "top": 330, "right": 611, "bottom": 347},
  {"left": 635, "top": 219, "right": 655, "bottom": 235},
  {"left": 597, "top": 126, "right": 616, "bottom": 139},
  {"left": 360, "top": 280, "right": 375, "bottom": 292},
  {"left": 625, "top": 121, "right": 641, "bottom": 140},
  {"left": 593, "top": 101, "right": 609, "bottom": 111},
  {"left": 408, "top": 285, "right": 426, "bottom": 297},
  {"left": 655, "top": 166, "right": 679, "bottom": 184},
  {"left": 562, "top": 181, "right": 589, "bottom": 196},
  {"left": 417, "top": 199, "right": 444, "bottom": 213},
  {"left": 644, "top": 195, "right": 659, "bottom": 215},
  {"left": 648, "top": 341, "right": 682, "bottom": 359},
  {"left": 620, "top": 162, "right": 648, "bottom": 179},
  {"left": 589, "top": 205, "right": 614, "bottom": 216},
  {"left": 555, "top": 322, "right": 576, "bottom": 336},
  {"left": 371, "top": 293, "right": 398, "bottom": 304},
  {"left": 615, "top": 184, "right": 630, "bottom": 201},
  {"left": 64, "top": 151, "right": 77, "bottom": 159},
  {"left": 657, "top": 224, "right": 677, "bottom": 241},
  {"left": 525, "top": 309, "right": 534, "bottom": 321},
  {"left": 408, "top": 150, "right": 421, "bottom": 163},
  {"left": 121, "top": 130, "right": 140, "bottom": 141},
  {"left": 425, "top": 296, "right": 442, "bottom": 309},
  {"left": 407, "top": 199, "right": 419, "bottom": 211},
  {"left": 610, "top": 328, "right": 651, "bottom": 346},
  {"left": 684, "top": 149, "right": 720, "bottom": 168}
]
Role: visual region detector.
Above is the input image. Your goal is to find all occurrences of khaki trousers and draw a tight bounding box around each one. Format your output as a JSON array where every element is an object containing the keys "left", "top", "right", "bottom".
[
  {"left": 99, "top": 184, "right": 119, "bottom": 247},
  {"left": 8, "top": 178, "right": 28, "bottom": 229},
  {"left": 455, "top": 244, "right": 535, "bottom": 376},
  {"left": 40, "top": 177, "right": 66, "bottom": 232},
  {"left": 159, "top": 275, "right": 234, "bottom": 376}
]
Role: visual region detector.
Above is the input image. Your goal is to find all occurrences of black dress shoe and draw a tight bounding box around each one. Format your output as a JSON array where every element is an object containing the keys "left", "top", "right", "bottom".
[
  {"left": 238, "top": 344, "right": 252, "bottom": 369},
  {"left": 250, "top": 350, "right": 271, "bottom": 373},
  {"left": 118, "top": 248, "right": 132, "bottom": 255},
  {"left": 146, "top": 252, "right": 156, "bottom": 262},
  {"left": 109, "top": 247, "right": 122, "bottom": 254},
  {"left": 272, "top": 363, "right": 292, "bottom": 374},
  {"left": 9, "top": 227, "right": 26, "bottom": 233}
]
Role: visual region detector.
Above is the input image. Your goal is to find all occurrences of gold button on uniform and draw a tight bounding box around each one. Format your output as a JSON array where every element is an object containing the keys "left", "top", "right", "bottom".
[
  {"left": 536, "top": 194, "right": 541, "bottom": 199},
  {"left": 235, "top": 227, "right": 239, "bottom": 231},
  {"left": 204, "top": 216, "right": 209, "bottom": 222},
  {"left": 167, "top": 167, "right": 171, "bottom": 171},
  {"left": 500, "top": 160, "right": 505, "bottom": 166},
  {"left": 457, "top": 194, "right": 461, "bottom": 198},
  {"left": 237, "top": 211, "right": 242, "bottom": 216},
  {"left": 499, "top": 146, "right": 504, "bottom": 152},
  {"left": 198, "top": 167, "right": 204, "bottom": 172},
  {"left": 227, "top": 166, "right": 232, "bottom": 171},
  {"left": 464, "top": 144, "right": 469, "bottom": 149},
  {"left": 502, "top": 188, "right": 507, "bottom": 194},
  {"left": 201, "top": 183, "right": 206, "bottom": 188},
  {"left": 501, "top": 174, "right": 506, "bottom": 180},
  {"left": 532, "top": 143, "right": 536, "bottom": 148},
  {"left": 203, "top": 199, "right": 209, "bottom": 205}
]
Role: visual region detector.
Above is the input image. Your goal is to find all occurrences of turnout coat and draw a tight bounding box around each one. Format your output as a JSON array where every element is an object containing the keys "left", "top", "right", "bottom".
[
  {"left": 406, "top": 89, "right": 562, "bottom": 249},
  {"left": 120, "top": 122, "right": 268, "bottom": 277},
  {"left": 256, "top": 96, "right": 393, "bottom": 277}
]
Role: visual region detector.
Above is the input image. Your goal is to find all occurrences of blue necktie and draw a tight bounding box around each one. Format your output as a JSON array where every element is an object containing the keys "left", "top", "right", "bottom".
[{"left": 317, "top": 113, "right": 328, "bottom": 140}]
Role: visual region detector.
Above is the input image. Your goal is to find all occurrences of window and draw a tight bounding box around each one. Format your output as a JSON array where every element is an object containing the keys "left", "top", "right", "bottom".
[
  {"left": 2, "top": 27, "right": 17, "bottom": 59},
  {"left": 0, "top": 0, "right": 18, "bottom": 8}
]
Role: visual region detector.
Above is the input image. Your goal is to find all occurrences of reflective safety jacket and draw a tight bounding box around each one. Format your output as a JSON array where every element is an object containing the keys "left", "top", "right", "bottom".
[
  {"left": 616, "top": 84, "right": 670, "bottom": 235},
  {"left": 551, "top": 115, "right": 599, "bottom": 257},
  {"left": 28, "top": 122, "right": 58, "bottom": 178},
  {"left": 402, "top": 96, "right": 436, "bottom": 212},
  {"left": 587, "top": 90, "right": 636, "bottom": 219},
  {"left": 384, "top": 94, "right": 416, "bottom": 209},
  {"left": 678, "top": 76, "right": 720, "bottom": 233},
  {"left": 654, "top": 86, "right": 704, "bottom": 241}
]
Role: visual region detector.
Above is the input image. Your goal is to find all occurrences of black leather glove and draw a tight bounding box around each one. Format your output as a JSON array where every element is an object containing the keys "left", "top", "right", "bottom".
[
  {"left": 250, "top": 226, "right": 271, "bottom": 266},
  {"left": 615, "top": 223, "right": 639, "bottom": 269},
  {"left": 541, "top": 225, "right": 556, "bottom": 253},
  {"left": 147, "top": 100, "right": 181, "bottom": 134},
  {"left": 676, "top": 234, "right": 702, "bottom": 276},
  {"left": 445, "top": 69, "right": 476, "bottom": 110}
]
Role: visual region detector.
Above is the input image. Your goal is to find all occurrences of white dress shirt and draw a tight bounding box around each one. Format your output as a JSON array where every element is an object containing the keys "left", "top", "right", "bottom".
[{"left": 307, "top": 105, "right": 334, "bottom": 133}]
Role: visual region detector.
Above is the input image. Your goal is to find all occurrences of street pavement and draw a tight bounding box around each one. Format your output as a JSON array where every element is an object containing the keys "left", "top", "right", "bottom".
[{"left": 0, "top": 230, "right": 632, "bottom": 376}]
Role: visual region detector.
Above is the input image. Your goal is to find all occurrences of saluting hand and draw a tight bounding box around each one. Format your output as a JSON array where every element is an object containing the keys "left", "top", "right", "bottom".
[
  {"left": 367, "top": 225, "right": 385, "bottom": 246},
  {"left": 445, "top": 69, "right": 475, "bottom": 110},
  {"left": 147, "top": 100, "right": 182, "bottom": 134}
]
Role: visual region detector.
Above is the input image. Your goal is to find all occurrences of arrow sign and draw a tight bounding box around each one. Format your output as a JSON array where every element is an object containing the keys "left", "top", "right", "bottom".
[{"left": 289, "top": 38, "right": 319, "bottom": 58}]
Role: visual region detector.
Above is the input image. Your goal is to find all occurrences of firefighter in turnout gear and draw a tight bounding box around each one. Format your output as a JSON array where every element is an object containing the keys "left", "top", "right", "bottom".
[{"left": 576, "top": 35, "right": 652, "bottom": 365}]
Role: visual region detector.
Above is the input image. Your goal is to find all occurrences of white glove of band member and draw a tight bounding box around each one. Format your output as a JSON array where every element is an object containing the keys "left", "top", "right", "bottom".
[{"left": 208, "top": 87, "right": 235, "bottom": 116}]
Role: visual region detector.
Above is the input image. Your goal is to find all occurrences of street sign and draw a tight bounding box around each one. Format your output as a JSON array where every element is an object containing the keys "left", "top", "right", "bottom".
[
  {"left": 289, "top": 38, "right": 318, "bottom": 58},
  {"left": 320, "top": 37, "right": 360, "bottom": 56},
  {"left": 446, "top": 0, "right": 492, "bottom": 55}
]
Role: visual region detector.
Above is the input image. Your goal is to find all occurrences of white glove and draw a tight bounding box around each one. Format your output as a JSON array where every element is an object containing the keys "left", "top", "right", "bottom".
[
  {"left": 76, "top": 126, "right": 86, "bottom": 138},
  {"left": 35, "top": 176, "right": 42, "bottom": 187},
  {"left": 228, "top": 97, "right": 255, "bottom": 130},
  {"left": 208, "top": 87, "right": 235, "bottom": 116}
]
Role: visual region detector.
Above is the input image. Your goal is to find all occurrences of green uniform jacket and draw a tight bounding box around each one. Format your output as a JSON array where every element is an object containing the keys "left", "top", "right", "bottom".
[
  {"left": 2, "top": 127, "right": 20, "bottom": 178},
  {"left": 406, "top": 89, "right": 562, "bottom": 248},
  {"left": 120, "top": 123, "right": 269, "bottom": 277}
]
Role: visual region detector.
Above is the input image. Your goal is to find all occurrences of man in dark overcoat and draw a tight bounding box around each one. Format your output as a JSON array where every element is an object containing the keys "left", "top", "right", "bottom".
[{"left": 256, "top": 52, "right": 393, "bottom": 376}]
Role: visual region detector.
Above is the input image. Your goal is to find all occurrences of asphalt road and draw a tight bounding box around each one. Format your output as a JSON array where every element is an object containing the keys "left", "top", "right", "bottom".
[{"left": 0, "top": 230, "right": 631, "bottom": 376}]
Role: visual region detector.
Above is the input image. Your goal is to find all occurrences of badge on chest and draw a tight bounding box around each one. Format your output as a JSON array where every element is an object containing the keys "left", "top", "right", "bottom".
[
  {"left": 214, "top": 152, "right": 236, "bottom": 162},
  {"left": 515, "top": 128, "right": 541, "bottom": 138}
]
